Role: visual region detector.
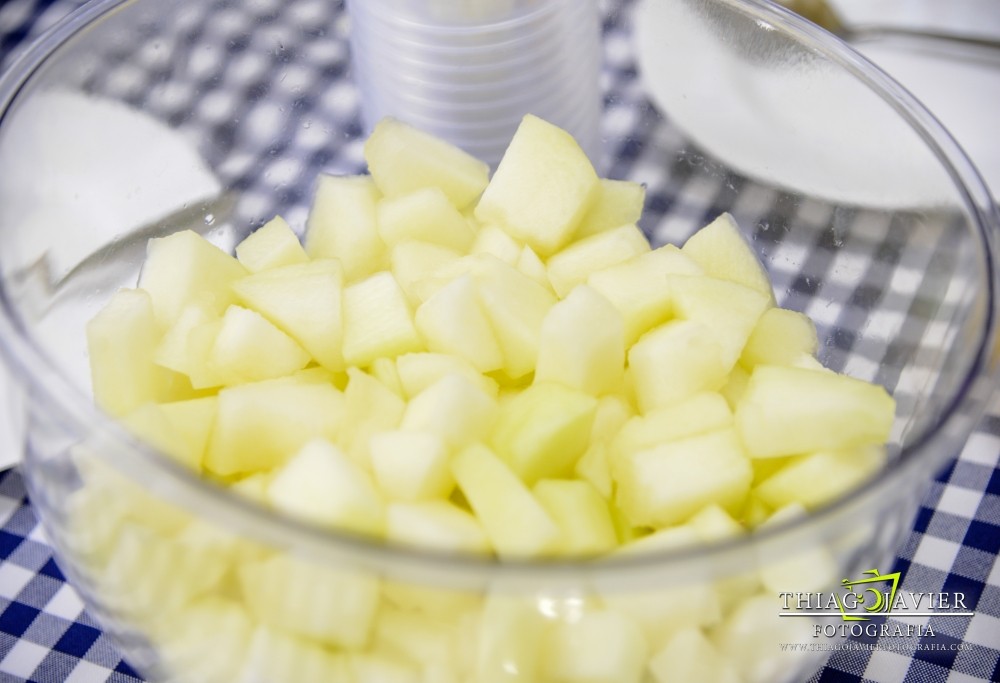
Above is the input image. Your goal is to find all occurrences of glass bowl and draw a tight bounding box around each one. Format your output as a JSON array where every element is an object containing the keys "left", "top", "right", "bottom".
[{"left": 0, "top": 0, "right": 997, "bottom": 681}]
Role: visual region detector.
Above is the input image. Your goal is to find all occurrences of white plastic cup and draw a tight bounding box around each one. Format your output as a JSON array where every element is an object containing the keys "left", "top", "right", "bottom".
[{"left": 346, "top": 0, "right": 603, "bottom": 166}]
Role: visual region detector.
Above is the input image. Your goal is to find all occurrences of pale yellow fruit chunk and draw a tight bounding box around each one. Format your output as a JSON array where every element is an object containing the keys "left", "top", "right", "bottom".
[
  {"left": 628, "top": 320, "right": 729, "bottom": 412},
  {"left": 573, "top": 177, "right": 647, "bottom": 240},
  {"left": 649, "top": 627, "right": 740, "bottom": 683},
  {"left": 385, "top": 501, "right": 490, "bottom": 554},
  {"left": 544, "top": 610, "right": 649, "bottom": 683},
  {"left": 475, "top": 594, "right": 549, "bottom": 681},
  {"left": 713, "top": 594, "right": 815, "bottom": 683},
  {"left": 735, "top": 365, "right": 895, "bottom": 458},
  {"left": 234, "top": 215, "right": 307, "bottom": 273},
  {"left": 668, "top": 274, "right": 771, "bottom": 369},
  {"left": 239, "top": 553, "right": 379, "bottom": 649},
  {"left": 681, "top": 212, "right": 774, "bottom": 302},
  {"left": 611, "top": 392, "right": 733, "bottom": 460},
  {"left": 475, "top": 114, "right": 599, "bottom": 256},
  {"left": 533, "top": 479, "right": 617, "bottom": 555},
  {"left": 587, "top": 244, "right": 703, "bottom": 345},
  {"left": 306, "top": 174, "right": 385, "bottom": 281},
  {"left": 546, "top": 224, "right": 651, "bottom": 298},
  {"left": 267, "top": 439, "right": 383, "bottom": 536},
  {"left": 158, "top": 396, "right": 217, "bottom": 470},
  {"left": 87, "top": 288, "right": 169, "bottom": 416},
  {"left": 153, "top": 299, "right": 223, "bottom": 389},
  {"left": 390, "top": 240, "right": 462, "bottom": 303},
  {"left": 614, "top": 429, "right": 752, "bottom": 527},
  {"left": 471, "top": 255, "right": 557, "bottom": 379},
  {"left": 236, "top": 625, "right": 352, "bottom": 683},
  {"left": 232, "top": 259, "right": 345, "bottom": 371},
  {"left": 157, "top": 598, "right": 253, "bottom": 683},
  {"left": 471, "top": 223, "right": 522, "bottom": 264},
  {"left": 395, "top": 352, "right": 498, "bottom": 399},
  {"left": 377, "top": 187, "right": 474, "bottom": 252},
  {"left": 575, "top": 395, "right": 634, "bottom": 498},
  {"left": 400, "top": 374, "right": 498, "bottom": 450},
  {"left": 491, "top": 382, "right": 598, "bottom": 485},
  {"left": 138, "top": 230, "right": 248, "bottom": 326},
  {"left": 205, "top": 378, "right": 344, "bottom": 475},
  {"left": 342, "top": 271, "right": 422, "bottom": 367},
  {"left": 451, "top": 444, "right": 559, "bottom": 557},
  {"left": 740, "top": 306, "right": 819, "bottom": 369},
  {"left": 515, "top": 244, "right": 549, "bottom": 288},
  {"left": 338, "top": 368, "right": 405, "bottom": 466},
  {"left": 364, "top": 117, "right": 489, "bottom": 210},
  {"left": 535, "top": 285, "right": 625, "bottom": 396},
  {"left": 370, "top": 430, "right": 453, "bottom": 501},
  {"left": 415, "top": 274, "right": 503, "bottom": 373},
  {"left": 208, "top": 305, "right": 310, "bottom": 384},
  {"left": 599, "top": 582, "right": 721, "bottom": 653},
  {"left": 754, "top": 444, "right": 887, "bottom": 510}
]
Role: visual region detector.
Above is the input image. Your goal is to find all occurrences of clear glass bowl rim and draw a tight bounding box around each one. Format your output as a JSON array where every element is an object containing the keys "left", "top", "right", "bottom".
[{"left": 0, "top": 0, "right": 998, "bottom": 589}]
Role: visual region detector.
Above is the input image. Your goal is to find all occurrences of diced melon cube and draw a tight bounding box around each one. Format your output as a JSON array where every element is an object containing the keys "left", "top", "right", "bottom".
[
  {"left": 390, "top": 240, "right": 463, "bottom": 303},
  {"left": 239, "top": 553, "right": 379, "bottom": 649},
  {"left": 535, "top": 285, "right": 625, "bottom": 396},
  {"left": 649, "top": 627, "right": 740, "bottom": 683},
  {"left": 415, "top": 275, "right": 503, "bottom": 373},
  {"left": 681, "top": 213, "right": 774, "bottom": 302},
  {"left": 546, "top": 224, "right": 651, "bottom": 298},
  {"left": 87, "top": 288, "right": 170, "bottom": 416},
  {"left": 544, "top": 610, "right": 648, "bottom": 683},
  {"left": 721, "top": 363, "right": 751, "bottom": 409},
  {"left": 740, "top": 306, "right": 819, "bottom": 369},
  {"left": 208, "top": 306, "right": 310, "bottom": 384},
  {"left": 627, "top": 321, "right": 729, "bottom": 412},
  {"left": 157, "top": 598, "right": 253, "bottom": 683},
  {"left": 587, "top": 244, "right": 702, "bottom": 345},
  {"left": 471, "top": 256, "right": 557, "bottom": 379},
  {"left": 755, "top": 503, "right": 839, "bottom": 594},
  {"left": 237, "top": 625, "right": 353, "bottom": 683},
  {"left": 205, "top": 378, "right": 344, "bottom": 475},
  {"left": 475, "top": 593, "right": 549, "bottom": 682},
  {"left": 350, "top": 654, "right": 421, "bottom": 683},
  {"left": 396, "top": 352, "right": 498, "bottom": 399},
  {"left": 713, "top": 594, "right": 815, "bottom": 683},
  {"left": 407, "top": 252, "right": 484, "bottom": 303},
  {"left": 364, "top": 117, "right": 490, "bottom": 210},
  {"left": 471, "top": 224, "right": 522, "bottom": 264},
  {"left": 158, "top": 396, "right": 218, "bottom": 470},
  {"left": 599, "top": 583, "right": 721, "bottom": 652},
  {"left": 370, "top": 430, "right": 453, "bottom": 501},
  {"left": 515, "top": 245, "right": 550, "bottom": 289},
  {"left": 306, "top": 174, "right": 386, "bottom": 281},
  {"left": 575, "top": 442, "right": 613, "bottom": 500},
  {"left": 370, "top": 357, "right": 405, "bottom": 397},
  {"left": 533, "top": 479, "right": 617, "bottom": 555},
  {"left": 754, "top": 444, "right": 886, "bottom": 510},
  {"left": 120, "top": 403, "right": 198, "bottom": 469},
  {"left": 614, "top": 525, "right": 701, "bottom": 556},
  {"left": 668, "top": 274, "right": 771, "bottom": 369},
  {"left": 573, "top": 178, "right": 647, "bottom": 241},
  {"left": 687, "top": 504, "right": 746, "bottom": 541},
  {"left": 235, "top": 215, "right": 308, "bottom": 273},
  {"left": 153, "top": 299, "right": 223, "bottom": 389},
  {"left": 400, "top": 374, "right": 498, "bottom": 450},
  {"left": 138, "top": 230, "right": 248, "bottom": 326},
  {"left": 451, "top": 444, "right": 558, "bottom": 557},
  {"left": 611, "top": 392, "right": 733, "bottom": 460},
  {"left": 373, "top": 608, "right": 462, "bottom": 673},
  {"left": 386, "top": 501, "right": 490, "bottom": 554},
  {"left": 338, "top": 368, "right": 406, "bottom": 466},
  {"left": 590, "top": 394, "right": 635, "bottom": 444},
  {"left": 377, "top": 187, "right": 474, "bottom": 252},
  {"left": 343, "top": 271, "right": 422, "bottom": 367},
  {"left": 267, "top": 439, "right": 384, "bottom": 535},
  {"left": 491, "top": 382, "right": 598, "bottom": 485},
  {"left": 475, "top": 114, "right": 599, "bottom": 256},
  {"left": 735, "top": 365, "right": 895, "bottom": 458},
  {"left": 614, "top": 429, "right": 752, "bottom": 527},
  {"left": 232, "top": 259, "right": 346, "bottom": 371}
]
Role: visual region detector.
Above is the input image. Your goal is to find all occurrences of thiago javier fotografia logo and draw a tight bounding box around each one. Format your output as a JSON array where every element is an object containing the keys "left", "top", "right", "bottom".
[{"left": 778, "top": 569, "right": 973, "bottom": 638}]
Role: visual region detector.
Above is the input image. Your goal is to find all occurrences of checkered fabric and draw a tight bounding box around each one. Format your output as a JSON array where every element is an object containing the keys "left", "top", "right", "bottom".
[{"left": 1, "top": 0, "right": 999, "bottom": 681}]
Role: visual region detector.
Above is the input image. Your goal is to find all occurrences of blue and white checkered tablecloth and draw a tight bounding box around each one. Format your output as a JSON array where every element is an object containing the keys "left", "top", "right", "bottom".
[{"left": 0, "top": 0, "right": 999, "bottom": 682}]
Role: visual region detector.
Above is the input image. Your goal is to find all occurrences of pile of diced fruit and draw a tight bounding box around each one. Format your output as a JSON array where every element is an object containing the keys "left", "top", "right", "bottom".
[{"left": 86, "top": 114, "right": 894, "bottom": 560}]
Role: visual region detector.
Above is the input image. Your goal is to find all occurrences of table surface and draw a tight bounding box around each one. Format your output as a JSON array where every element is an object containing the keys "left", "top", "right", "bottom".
[{"left": 0, "top": 1, "right": 999, "bottom": 682}]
